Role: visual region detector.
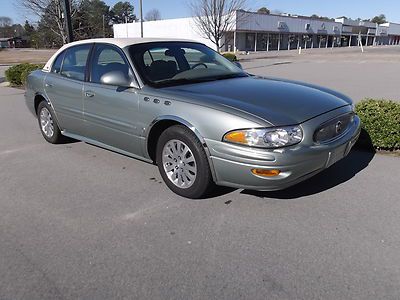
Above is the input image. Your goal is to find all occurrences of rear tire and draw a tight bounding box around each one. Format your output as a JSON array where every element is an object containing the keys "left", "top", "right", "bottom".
[
  {"left": 37, "top": 101, "right": 64, "bottom": 144},
  {"left": 156, "top": 125, "right": 214, "bottom": 199}
]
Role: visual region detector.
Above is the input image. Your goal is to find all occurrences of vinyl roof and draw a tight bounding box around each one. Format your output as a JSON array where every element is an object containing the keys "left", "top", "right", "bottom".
[{"left": 62, "top": 37, "right": 196, "bottom": 48}]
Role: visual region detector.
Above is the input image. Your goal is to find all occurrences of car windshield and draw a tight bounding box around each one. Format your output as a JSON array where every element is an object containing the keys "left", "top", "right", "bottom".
[{"left": 128, "top": 42, "right": 248, "bottom": 87}]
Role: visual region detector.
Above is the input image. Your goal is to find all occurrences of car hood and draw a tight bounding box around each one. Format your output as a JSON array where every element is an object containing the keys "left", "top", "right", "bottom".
[{"left": 161, "top": 76, "right": 352, "bottom": 126}]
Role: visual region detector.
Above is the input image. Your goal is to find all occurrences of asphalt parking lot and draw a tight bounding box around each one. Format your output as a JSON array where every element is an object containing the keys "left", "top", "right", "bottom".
[
  {"left": 1, "top": 48, "right": 400, "bottom": 299},
  {"left": 240, "top": 46, "right": 400, "bottom": 102}
]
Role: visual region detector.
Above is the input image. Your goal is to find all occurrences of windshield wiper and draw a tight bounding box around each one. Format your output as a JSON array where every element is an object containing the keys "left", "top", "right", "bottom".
[
  {"left": 154, "top": 78, "right": 209, "bottom": 87},
  {"left": 154, "top": 73, "right": 248, "bottom": 87},
  {"left": 211, "top": 73, "right": 249, "bottom": 81}
]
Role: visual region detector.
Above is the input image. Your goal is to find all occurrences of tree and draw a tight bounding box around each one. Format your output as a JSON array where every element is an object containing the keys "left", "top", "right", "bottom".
[
  {"left": 0, "top": 16, "right": 13, "bottom": 27},
  {"left": 257, "top": 7, "right": 270, "bottom": 14},
  {"left": 74, "top": 0, "right": 111, "bottom": 39},
  {"left": 0, "top": 17, "right": 13, "bottom": 38},
  {"left": 145, "top": 8, "right": 161, "bottom": 21},
  {"left": 24, "top": 20, "right": 36, "bottom": 46},
  {"left": 371, "top": 14, "right": 386, "bottom": 24},
  {"left": 32, "top": 20, "right": 60, "bottom": 48},
  {"left": 190, "top": 0, "right": 247, "bottom": 52},
  {"left": 110, "top": 1, "right": 136, "bottom": 24},
  {"left": 24, "top": 20, "right": 35, "bottom": 35},
  {"left": 17, "top": 0, "right": 81, "bottom": 45},
  {"left": 310, "top": 14, "right": 334, "bottom": 21}
]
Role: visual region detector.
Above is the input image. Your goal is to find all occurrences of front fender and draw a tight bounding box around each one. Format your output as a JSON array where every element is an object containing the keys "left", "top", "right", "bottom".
[{"left": 144, "top": 115, "right": 218, "bottom": 183}]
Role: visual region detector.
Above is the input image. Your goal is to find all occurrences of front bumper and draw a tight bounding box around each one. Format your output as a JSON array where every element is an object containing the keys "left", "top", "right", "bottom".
[{"left": 206, "top": 111, "right": 361, "bottom": 191}]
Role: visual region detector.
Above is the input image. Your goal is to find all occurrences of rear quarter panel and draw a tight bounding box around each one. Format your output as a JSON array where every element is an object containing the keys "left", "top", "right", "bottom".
[{"left": 25, "top": 70, "right": 47, "bottom": 116}]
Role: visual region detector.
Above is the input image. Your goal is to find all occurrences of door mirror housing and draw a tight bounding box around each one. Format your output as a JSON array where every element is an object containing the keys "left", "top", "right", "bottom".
[{"left": 100, "top": 71, "right": 136, "bottom": 88}]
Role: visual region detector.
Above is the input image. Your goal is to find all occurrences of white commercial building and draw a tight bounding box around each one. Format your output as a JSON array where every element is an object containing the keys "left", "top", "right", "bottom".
[
  {"left": 113, "top": 16, "right": 215, "bottom": 49},
  {"left": 113, "top": 10, "right": 400, "bottom": 52}
]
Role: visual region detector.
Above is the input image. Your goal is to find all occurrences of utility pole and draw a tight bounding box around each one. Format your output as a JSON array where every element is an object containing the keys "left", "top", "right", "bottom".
[
  {"left": 102, "top": 14, "right": 105, "bottom": 38},
  {"left": 61, "top": 0, "right": 74, "bottom": 43},
  {"left": 140, "top": 0, "right": 143, "bottom": 38}
]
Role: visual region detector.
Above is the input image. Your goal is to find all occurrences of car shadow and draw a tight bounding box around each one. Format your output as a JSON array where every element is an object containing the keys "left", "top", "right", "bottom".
[
  {"left": 206, "top": 186, "right": 237, "bottom": 199},
  {"left": 241, "top": 148, "right": 374, "bottom": 199},
  {"left": 59, "top": 136, "right": 80, "bottom": 144}
]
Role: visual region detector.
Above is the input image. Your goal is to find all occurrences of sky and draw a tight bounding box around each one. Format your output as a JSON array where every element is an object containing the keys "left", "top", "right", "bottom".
[{"left": 2, "top": 0, "right": 400, "bottom": 25}]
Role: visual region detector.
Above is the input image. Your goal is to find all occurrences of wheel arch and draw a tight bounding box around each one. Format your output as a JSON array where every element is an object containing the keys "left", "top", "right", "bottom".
[
  {"left": 145, "top": 115, "right": 217, "bottom": 182},
  {"left": 34, "top": 92, "right": 63, "bottom": 131},
  {"left": 34, "top": 92, "right": 51, "bottom": 115}
]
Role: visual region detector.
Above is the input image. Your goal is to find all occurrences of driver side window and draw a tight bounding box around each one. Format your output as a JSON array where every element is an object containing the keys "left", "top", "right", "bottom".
[{"left": 90, "top": 44, "right": 130, "bottom": 84}]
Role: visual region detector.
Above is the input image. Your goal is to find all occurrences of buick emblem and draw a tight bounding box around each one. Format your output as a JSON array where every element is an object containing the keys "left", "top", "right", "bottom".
[{"left": 335, "top": 121, "right": 343, "bottom": 134}]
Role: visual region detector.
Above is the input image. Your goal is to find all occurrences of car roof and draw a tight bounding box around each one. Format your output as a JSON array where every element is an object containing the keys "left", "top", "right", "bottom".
[
  {"left": 63, "top": 37, "right": 197, "bottom": 49},
  {"left": 43, "top": 38, "right": 198, "bottom": 72}
]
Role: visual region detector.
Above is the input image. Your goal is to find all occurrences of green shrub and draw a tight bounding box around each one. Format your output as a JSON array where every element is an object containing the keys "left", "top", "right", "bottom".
[
  {"left": 355, "top": 99, "right": 400, "bottom": 150},
  {"left": 5, "top": 63, "right": 43, "bottom": 86},
  {"left": 20, "top": 64, "right": 44, "bottom": 85},
  {"left": 222, "top": 52, "right": 238, "bottom": 62}
]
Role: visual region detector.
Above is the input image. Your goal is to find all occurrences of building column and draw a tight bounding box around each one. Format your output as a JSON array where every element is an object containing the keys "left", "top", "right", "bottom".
[
  {"left": 349, "top": 35, "right": 352, "bottom": 47},
  {"left": 297, "top": 35, "right": 300, "bottom": 49},
  {"left": 278, "top": 34, "right": 281, "bottom": 51},
  {"left": 266, "top": 33, "right": 270, "bottom": 52},
  {"left": 326, "top": 35, "right": 329, "bottom": 48},
  {"left": 254, "top": 32, "right": 257, "bottom": 52},
  {"left": 365, "top": 35, "right": 368, "bottom": 47},
  {"left": 233, "top": 31, "right": 237, "bottom": 52},
  {"left": 319, "top": 36, "right": 322, "bottom": 48}
]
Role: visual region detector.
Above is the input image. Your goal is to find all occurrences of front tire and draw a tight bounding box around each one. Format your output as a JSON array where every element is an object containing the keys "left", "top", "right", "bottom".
[
  {"left": 37, "top": 101, "right": 64, "bottom": 144},
  {"left": 156, "top": 125, "right": 214, "bottom": 199}
]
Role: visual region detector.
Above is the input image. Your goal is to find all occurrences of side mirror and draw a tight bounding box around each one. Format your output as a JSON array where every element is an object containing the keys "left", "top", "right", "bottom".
[
  {"left": 233, "top": 61, "right": 243, "bottom": 69},
  {"left": 100, "top": 71, "right": 134, "bottom": 87}
]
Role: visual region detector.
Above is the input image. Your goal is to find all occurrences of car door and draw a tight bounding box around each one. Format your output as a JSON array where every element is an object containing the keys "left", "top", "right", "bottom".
[
  {"left": 83, "top": 43, "right": 142, "bottom": 155},
  {"left": 44, "top": 44, "right": 92, "bottom": 135}
]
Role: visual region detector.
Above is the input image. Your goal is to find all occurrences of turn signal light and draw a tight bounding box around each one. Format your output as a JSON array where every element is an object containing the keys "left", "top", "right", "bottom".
[
  {"left": 224, "top": 131, "right": 247, "bottom": 144},
  {"left": 251, "top": 169, "right": 281, "bottom": 177}
]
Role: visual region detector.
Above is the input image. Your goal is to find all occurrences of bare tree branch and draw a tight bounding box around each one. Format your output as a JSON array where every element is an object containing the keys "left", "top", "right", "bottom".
[
  {"left": 190, "top": 0, "right": 247, "bottom": 52},
  {"left": 16, "top": 0, "right": 81, "bottom": 44},
  {"left": 0, "top": 17, "right": 13, "bottom": 27},
  {"left": 145, "top": 8, "right": 161, "bottom": 21}
]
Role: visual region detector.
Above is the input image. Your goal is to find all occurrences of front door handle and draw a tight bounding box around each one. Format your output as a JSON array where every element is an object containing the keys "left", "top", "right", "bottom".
[
  {"left": 85, "top": 91, "right": 95, "bottom": 98},
  {"left": 45, "top": 83, "right": 53, "bottom": 88}
]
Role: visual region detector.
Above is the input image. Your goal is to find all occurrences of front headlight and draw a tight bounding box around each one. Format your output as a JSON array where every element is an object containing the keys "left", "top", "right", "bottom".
[{"left": 223, "top": 126, "right": 303, "bottom": 148}]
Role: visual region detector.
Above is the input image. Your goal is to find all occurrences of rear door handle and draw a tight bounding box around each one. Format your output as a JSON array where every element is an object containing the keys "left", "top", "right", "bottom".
[{"left": 85, "top": 91, "right": 95, "bottom": 98}]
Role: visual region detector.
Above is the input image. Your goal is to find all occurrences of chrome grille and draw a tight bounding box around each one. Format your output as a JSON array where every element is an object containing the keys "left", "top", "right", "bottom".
[{"left": 314, "top": 113, "right": 354, "bottom": 143}]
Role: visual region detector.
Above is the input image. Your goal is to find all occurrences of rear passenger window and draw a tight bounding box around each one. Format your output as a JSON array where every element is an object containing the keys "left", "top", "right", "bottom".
[
  {"left": 51, "top": 51, "right": 65, "bottom": 74},
  {"left": 60, "top": 44, "right": 91, "bottom": 81}
]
